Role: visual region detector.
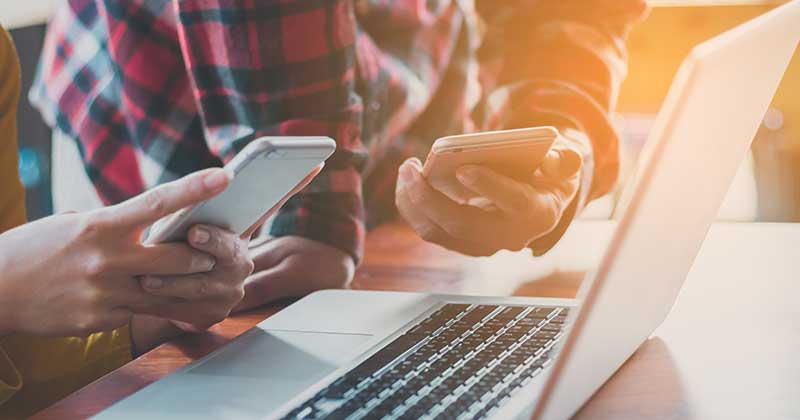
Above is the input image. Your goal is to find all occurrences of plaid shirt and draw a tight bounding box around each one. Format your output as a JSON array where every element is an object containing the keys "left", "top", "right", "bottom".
[{"left": 31, "top": 0, "right": 647, "bottom": 262}]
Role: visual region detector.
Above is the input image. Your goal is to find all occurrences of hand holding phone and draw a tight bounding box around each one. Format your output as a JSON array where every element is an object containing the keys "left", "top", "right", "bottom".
[
  {"left": 422, "top": 126, "right": 558, "bottom": 205},
  {"left": 145, "top": 137, "right": 335, "bottom": 244}
]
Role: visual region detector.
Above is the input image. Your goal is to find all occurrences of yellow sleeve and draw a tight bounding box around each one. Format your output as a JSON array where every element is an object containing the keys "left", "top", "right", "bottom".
[
  {"left": 0, "top": 27, "right": 26, "bottom": 232},
  {"left": 0, "top": 24, "right": 27, "bottom": 414},
  {"left": 0, "top": 327, "right": 133, "bottom": 419}
]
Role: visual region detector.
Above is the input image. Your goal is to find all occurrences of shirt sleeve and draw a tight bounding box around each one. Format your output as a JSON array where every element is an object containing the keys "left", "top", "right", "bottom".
[
  {"left": 0, "top": 28, "right": 26, "bottom": 233},
  {"left": 0, "top": 327, "right": 132, "bottom": 417},
  {"left": 476, "top": 0, "right": 648, "bottom": 254},
  {"left": 173, "top": 0, "right": 367, "bottom": 261}
]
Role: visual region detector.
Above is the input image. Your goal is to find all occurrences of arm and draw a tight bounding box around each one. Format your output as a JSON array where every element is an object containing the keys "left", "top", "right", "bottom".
[
  {"left": 395, "top": 1, "right": 648, "bottom": 256},
  {"left": 173, "top": 0, "right": 367, "bottom": 262},
  {"left": 171, "top": 0, "right": 364, "bottom": 308},
  {"left": 477, "top": 0, "right": 649, "bottom": 252}
]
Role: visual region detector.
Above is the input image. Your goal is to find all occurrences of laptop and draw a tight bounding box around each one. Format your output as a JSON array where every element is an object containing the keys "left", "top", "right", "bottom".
[{"left": 95, "top": 2, "right": 800, "bottom": 419}]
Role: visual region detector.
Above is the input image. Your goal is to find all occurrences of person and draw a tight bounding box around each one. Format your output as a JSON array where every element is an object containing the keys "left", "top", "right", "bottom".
[
  {"left": 31, "top": 1, "right": 648, "bottom": 309},
  {"left": 0, "top": 26, "right": 314, "bottom": 417}
]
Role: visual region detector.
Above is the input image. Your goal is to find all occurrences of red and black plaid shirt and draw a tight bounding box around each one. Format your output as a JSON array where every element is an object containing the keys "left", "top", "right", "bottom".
[{"left": 31, "top": 0, "right": 648, "bottom": 261}]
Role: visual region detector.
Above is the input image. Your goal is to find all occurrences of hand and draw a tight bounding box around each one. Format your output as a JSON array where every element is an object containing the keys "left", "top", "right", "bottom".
[
  {"left": 135, "top": 163, "right": 323, "bottom": 331},
  {"left": 0, "top": 169, "right": 231, "bottom": 337},
  {"left": 137, "top": 225, "right": 253, "bottom": 331},
  {"left": 395, "top": 143, "right": 582, "bottom": 256},
  {"left": 234, "top": 236, "right": 355, "bottom": 311}
]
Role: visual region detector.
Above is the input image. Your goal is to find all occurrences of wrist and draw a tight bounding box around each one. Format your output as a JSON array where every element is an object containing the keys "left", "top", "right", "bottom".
[
  {"left": 130, "top": 315, "right": 183, "bottom": 357},
  {"left": 0, "top": 253, "right": 22, "bottom": 337}
]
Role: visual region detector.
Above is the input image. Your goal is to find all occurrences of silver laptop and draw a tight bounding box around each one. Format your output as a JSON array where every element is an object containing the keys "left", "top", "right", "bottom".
[{"left": 95, "top": 3, "right": 800, "bottom": 419}]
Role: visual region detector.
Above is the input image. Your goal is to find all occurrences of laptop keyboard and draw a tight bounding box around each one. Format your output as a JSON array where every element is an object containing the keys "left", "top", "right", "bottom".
[{"left": 281, "top": 303, "right": 569, "bottom": 420}]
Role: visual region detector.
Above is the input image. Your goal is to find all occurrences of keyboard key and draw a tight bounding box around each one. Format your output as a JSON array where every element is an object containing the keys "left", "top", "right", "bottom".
[
  {"left": 350, "top": 334, "right": 418, "bottom": 376},
  {"left": 494, "top": 306, "right": 525, "bottom": 320},
  {"left": 461, "top": 305, "right": 497, "bottom": 322}
]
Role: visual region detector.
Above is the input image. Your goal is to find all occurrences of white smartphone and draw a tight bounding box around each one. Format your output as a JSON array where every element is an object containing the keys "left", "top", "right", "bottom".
[
  {"left": 145, "top": 136, "right": 336, "bottom": 244},
  {"left": 422, "top": 126, "right": 558, "bottom": 204}
]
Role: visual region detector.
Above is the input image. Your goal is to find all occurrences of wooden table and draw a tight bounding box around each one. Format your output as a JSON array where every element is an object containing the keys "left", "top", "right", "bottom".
[{"left": 33, "top": 221, "right": 800, "bottom": 420}]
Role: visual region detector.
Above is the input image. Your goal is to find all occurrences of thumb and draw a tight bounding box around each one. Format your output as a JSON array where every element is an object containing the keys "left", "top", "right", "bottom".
[
  {"left": 540, "top": 148, "right": 582, "bottom": 179},
  {"left": 103, "top": 168, "right": 231, "bottom": 228}
]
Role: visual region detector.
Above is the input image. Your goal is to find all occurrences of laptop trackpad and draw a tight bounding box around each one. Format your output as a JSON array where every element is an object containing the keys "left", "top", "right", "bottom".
[{"left": 105, "top": 329, "right": 374, "bottom": 419}]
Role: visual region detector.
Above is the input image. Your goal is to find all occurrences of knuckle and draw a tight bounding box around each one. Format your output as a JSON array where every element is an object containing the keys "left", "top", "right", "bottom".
[
  {"left": 192, "top": 253, "right": 216, "bottom": 272},
  {"left": 232, "top": 285, "right": 246, "bottom": 303},
  {"left": 196, "top": 279, "right": 211, "bottom": 296},
  {"left": 207, "top": 228, "right": 223, "bottom": 252},
  {"left": 543, "top": 202, "right": 561, "bottom": 230},
  {"left": 144, "top": 188, "right": 167, "bottom": 216},
  {"left": 527, "top": 200, "right": 560, "bottom": 233},
  {"left": 84, "top": 252, "right": 112, "bottom": 277},
  {"left": 229, "top": 237, "right": 243, "bottom": 261},
  {"left": 241, "top": 258, "right": 255, "bottom": 277},
  {"left": 74, "top": 216, "right": 104, "bottom": 239}
]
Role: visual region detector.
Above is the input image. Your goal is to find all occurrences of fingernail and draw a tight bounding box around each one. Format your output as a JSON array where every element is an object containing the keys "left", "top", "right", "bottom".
[
  {"left": 204, "top": 169, "right": 231, "bottom": 191},
  {"left": 398, "top": 163, "right": 415, "bottom": 185},
  {"left": 143, "top": 277, "right": 163, "bottom": 289},
  {"left": 192, "top": 227, "right": 211, "bottom": 244},
  {"left": 456, "top": 166, "right": 479, "bottom": 186},
  {"left": 198, "top": 255, "right": 216, "bottom": 271},
  {"left": 541, "top": 150, "right": 560, "bottom": 175}
]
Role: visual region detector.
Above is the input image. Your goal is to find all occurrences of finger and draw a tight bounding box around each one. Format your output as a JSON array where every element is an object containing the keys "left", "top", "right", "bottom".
[
  {"left": 106, "top": 277, "right": 179, "bottom": 308},
  {"left": 138, "top": 273, "right": 221, "bottom": 300},
  {"left": 540, "top": 148, "right": 582, "bottom": 180},
  {"left": 529, "top": 147, "right": 582, "bottom": 215},
  {"left": 455, "top": 165, "right": 532, "bottom": 215},
  {"left": 102, "top": 168, "right": 232, "bottom": 228},
  {"left": 396, "top": 163, "right": 449, "bottom": 244},
  {"left": 124, "top": 243, "right": 216, "bottom": 276},
  {"left": 241, "top": 163, "right": 323, "bottom": 239},
  {"left": 396, "top": 163, "right": 498, "bottom": 256},
  {"left": 188, "top": 225, "right": 247, "bottom": 266},
  {"left": 248, "top": 236, "right": 296, "bottom": 271},
  {"left": 399, "top": 161, "right": 502, "bottom": 244},
  {"left": 235, "top": 255, "right": 321, "bottom": 311}
]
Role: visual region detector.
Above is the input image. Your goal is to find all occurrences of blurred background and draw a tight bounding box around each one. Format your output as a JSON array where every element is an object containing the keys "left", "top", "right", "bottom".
[{"left": 2, "top": 0, "right": 798, "bottom": 223}]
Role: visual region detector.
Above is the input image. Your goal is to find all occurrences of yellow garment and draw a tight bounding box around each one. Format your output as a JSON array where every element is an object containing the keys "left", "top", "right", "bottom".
[
  {"left": 0, "top": 27, "right": 132, "bottom": 419},
  {"left": 0, "top": 29, "right": 25, "bottom": 232}
]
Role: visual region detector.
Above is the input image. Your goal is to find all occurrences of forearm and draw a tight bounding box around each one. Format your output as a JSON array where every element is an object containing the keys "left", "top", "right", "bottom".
[
  {"left": 176, "top": 0, "right": 367, "bottom": 259},
  {"left": 130, "top": 315, "right": 183, "bottom": 357},
  {"left": 478, "top": 0, "right": 648, "bottom": 201}
]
